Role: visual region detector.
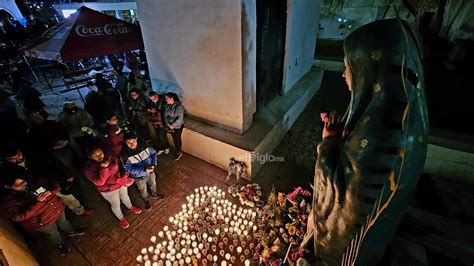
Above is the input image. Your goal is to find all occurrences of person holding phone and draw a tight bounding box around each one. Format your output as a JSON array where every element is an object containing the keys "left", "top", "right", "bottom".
[
  {"left": 85, "top": 144, "right": 141, "bottom": 229},
  {"left": 0, "top": 170, "right": 85, "bottom": 256}
]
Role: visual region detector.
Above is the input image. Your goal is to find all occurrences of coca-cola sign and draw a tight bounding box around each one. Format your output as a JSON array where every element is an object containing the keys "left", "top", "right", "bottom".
[{"left": 75, "top": 24, "right": 130, "bottom": 37}]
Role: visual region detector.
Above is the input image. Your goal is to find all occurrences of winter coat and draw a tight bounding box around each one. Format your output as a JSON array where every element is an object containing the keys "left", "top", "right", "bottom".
[
  {"left": 103, "top": 125, "right": 124, "bottom": 157},
  {"left": 120, "top": 141, "right": 157, "bottom": 178},
  {"left": 164, "top": 102, "right": 184, "bottom": 129},
  {"left": 58, "top": 108, "right": 94, "bottom": 138},
  {"left": 0, "top": 189, "right": 64, "bottom": 231},
  {"left": 84, "top": 154, "right": 129, "bottom": 192},
  {"left": 129, "top": 95, "right": 148, "bottom": 125}
]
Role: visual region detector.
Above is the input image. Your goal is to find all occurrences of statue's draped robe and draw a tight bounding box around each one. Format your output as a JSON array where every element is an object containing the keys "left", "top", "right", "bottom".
[{"left": 312, "top": 19, "right": 429, "bottom": 265}]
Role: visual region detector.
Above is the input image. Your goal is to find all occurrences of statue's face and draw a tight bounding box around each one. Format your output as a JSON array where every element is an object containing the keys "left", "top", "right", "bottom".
[{"left": 343, "top": 56, "right": 353, "bottom": 91}]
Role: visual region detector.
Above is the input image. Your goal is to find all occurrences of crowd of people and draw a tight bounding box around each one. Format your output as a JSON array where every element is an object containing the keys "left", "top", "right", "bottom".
[{"left": 0, "top": 65, "right": 185, "bottom": 256}]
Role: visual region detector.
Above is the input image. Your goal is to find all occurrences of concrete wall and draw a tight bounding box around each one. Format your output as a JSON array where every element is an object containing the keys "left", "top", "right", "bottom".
[
  {"left": 0, "top": 217, "right": 39, "bottom": 266},
  {"left": 137, "top": 0, "right": 256, "bottom": 133},
  {"left": 282, "top": 0, "right": 321, "bottom": 94}
]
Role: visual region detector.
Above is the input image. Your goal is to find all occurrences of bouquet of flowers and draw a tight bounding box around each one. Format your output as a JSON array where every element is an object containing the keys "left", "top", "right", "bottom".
[
  {"left": 253, "top": 186, "right": 312, "bottom": 265},
  {"left": 228, "top": 183, "right": 262, "bottom": 207}
]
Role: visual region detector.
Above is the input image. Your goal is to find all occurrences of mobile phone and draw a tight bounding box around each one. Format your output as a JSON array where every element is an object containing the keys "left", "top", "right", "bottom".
[{"left": 33, "top": 187, "right": 46, "bottom": 196}]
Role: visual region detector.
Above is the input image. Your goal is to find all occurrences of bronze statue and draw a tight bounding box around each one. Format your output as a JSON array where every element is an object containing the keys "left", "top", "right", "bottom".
[{"left": 312, "top": 19, "right": 429, "bottom": 265}]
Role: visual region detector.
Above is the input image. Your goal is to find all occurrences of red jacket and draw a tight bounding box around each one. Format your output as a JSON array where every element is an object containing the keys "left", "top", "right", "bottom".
[
  {"left": 104, "top": 126, "right": 124, "bottom": 157},
  {"left": 0, "top": 190, "right": 64, "bottom": 231},
  {"left": 84, "top": 155, "right": 126, "bottom": 192}
]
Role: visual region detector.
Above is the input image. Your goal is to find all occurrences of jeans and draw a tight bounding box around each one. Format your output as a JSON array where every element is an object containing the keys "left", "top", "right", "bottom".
[
  {"left": 36, "top": 212, "right": 73, "bottom": 246},
  {"left": 56, "top": 192, "right": 84, "bottom": 215},
  {"left": 100, "top": 186, "right": 133, "bottom": 220},
  {"left": 135, "top": 172, "right": 157, "bottom": 200},
  {"left": 169, "top": 127, "right": 183, "bottom": 155}
]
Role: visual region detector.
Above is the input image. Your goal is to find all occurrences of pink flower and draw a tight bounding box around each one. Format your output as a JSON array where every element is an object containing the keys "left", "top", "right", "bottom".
[{"left": 287, "top": 187, "right": 302, "bottom": 205}]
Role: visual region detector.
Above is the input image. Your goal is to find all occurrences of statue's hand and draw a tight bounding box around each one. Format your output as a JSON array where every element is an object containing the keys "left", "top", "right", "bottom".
[{"left": 322, "top": 111, "right": 344, "bottom": 139}]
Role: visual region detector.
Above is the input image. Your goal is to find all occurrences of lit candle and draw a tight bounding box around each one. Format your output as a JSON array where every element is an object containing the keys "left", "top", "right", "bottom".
[
  {"left": 163, "top": 226, "right": 169, "bottom": 232},
  {"left": 152, "top": 254, "right": 158, "bottom": 261},
  {"left": 148, "top": 246, "right": 154, "bottom": 253},
  {"left": 160, "top": 253, "right": 166, "bottom": 259},
  {"left": 158, "top": 231, "right": 164, "bottom": 238},
  {"left": 185, "top": 257, "right": 191, "bottom": 264},
  {"left": 253, "top": 225, "right": 257, "bottom": 231},
  {"left": 207, "top": 237, "right": 213, "bottom": 242},
  {"left": 237, "top": 246, "right": 242, "bottom": 253},
  {"left": 137, "top": 255, "right": 143, "bottom": 262},
  {"left": 244, "top": 259, "right": 251, "bottom": 266},
  {"left": 213, "top": 255, "right": 218, "bottom": 262},
  {"left": 141, "top": 248, "right": 147, "bottom": 255},
  {"left": 151, "top": 236, "right": 157, "bottom": 243}
]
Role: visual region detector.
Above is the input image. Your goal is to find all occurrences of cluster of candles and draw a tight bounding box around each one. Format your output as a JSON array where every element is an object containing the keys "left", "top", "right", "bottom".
[{"left": 136, "top": 186, "right": 257, "bottom": 266}]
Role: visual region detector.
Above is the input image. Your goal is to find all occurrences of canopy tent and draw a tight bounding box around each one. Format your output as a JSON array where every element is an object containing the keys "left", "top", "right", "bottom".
[{"left": 21, "top": 6, "right": 144, "bottom": 62}]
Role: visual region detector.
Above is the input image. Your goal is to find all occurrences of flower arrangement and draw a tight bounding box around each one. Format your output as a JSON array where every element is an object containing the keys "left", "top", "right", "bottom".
[
  {"left": 253, "top": 186, "right": 312, "bottom": 265},
  {"left": 228, "top": 183, "right": 262, "bottom": 208}
]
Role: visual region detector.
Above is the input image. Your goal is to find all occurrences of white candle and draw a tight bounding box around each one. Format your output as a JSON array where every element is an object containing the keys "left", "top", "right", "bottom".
[
  {"left": 213, "top": 255, "right": 218, "bottom": 262},
  {"left": 153, "top": 254, "right": 158, "bottom": 261},
  {"left": 237, "top": 246, "right": 242, "bottom": 253},
  {"left": 160, "top": 253, "right": 166, "bottom": 259},
  {"left": 253, "top": 225, "right": 257, "bottom": 231},
  {"left": 245, "top": 260, "right": 251, "bottom": 266},
  {"left": 176, "top": 253, "right": 182, "bottom": 260},
  {"left": 137, "top": 255, "right": 143, "bottom": 262},
  {"left": 203, "top": 233, "right": 208, "bottom": 239},
  {"left": 163, "top": 226, "right": 169, "bottom": 232},
  {"left": 158, "top": 231, "right": 164, "bottom": 238},
  {"left": 225, "top": 253, "right": 231, "bottom": 260},
  {"left": 198, "top": 243, "right": 204, "bottom": 249},
  {"left": 154, "top": 248, "right": 160, "bottom": 254},
  {"left": 215, "top": 229, "right": 220, "bottom": 235},
  {"left": 207, "top": 237, "right": 213, "bottom": 242},
  {"left": 141, "top": 248, "right": 147, "bottom": 254},
  {"left": 151, "top": 236, "right": 157, "bottom": 243},
  {"left": 148, "top": 246, "right": 154, "bottom": 253},
  {"left": 185, "top": 257, "right": 191, "bottom": 264}
]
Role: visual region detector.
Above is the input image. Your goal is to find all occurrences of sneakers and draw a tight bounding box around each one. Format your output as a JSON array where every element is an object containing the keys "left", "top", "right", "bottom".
[
  {"left": 68, "top": 229, "right": 86, "bottom": 237},
  {"left": 151, "top": 192, "right": 165, "bottom": 199},
  {"left": 129, "top": 206, "right": 142, "bottom": 214},
  {"left": 80, "top": 208, "right": 94, "bottom": 217},
  {"left": 119, "top": 218, "right": 130, "bottom": 229},
  {"left": 164, "top": 148, "right": 170, "bottom": 155},
  {"left": 58, "top": 244, "right": 70, "bottom": 256},
  {"left": 157, "top": 150, "right": 165, "bottom": 155},
  {"left": 173, "top": 152, "right": 182, "bottom": 161},
  {"left": 144, "top": 200, "right": 151, "bottom": 210}
]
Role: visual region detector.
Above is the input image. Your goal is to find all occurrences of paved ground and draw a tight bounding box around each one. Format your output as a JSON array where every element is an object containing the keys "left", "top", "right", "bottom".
[
  {"left": 27, "top": 69, "right": 350, "bottom": 265},
  {"left": 32, "top": 153, "right": 243, "bottom": 265}
]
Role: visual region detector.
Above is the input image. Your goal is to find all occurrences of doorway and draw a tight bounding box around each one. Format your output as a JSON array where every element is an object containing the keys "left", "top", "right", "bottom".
[{"left": 256, "top": 0, "right": 287, "bottom": 106}]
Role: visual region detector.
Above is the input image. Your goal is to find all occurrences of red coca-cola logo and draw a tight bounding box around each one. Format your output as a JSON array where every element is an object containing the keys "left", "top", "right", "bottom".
[{"left": 75, "top": 24, "right": 130, "bottom": 37}]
